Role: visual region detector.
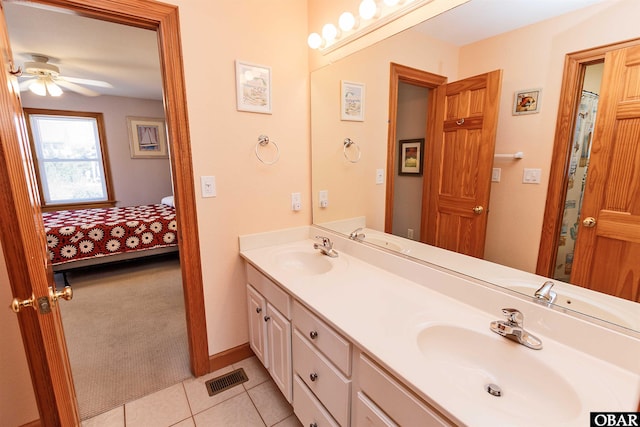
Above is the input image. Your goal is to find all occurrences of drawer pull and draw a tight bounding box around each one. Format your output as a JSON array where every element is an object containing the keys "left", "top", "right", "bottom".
[
  {"left": 310, "top": 424, "right": 318, "bottom": 427},
  {"left": 256, "top": 307, "right": 262, "bottom": 314},
  {"left": 264, "top": 315, "right": 271, "bottom": 322},
  {"left": 309, "top": 330, "right": 318, "bottom": 339},
  {"left": 309, "top": 372, "right": 318, "bottom": 382}
]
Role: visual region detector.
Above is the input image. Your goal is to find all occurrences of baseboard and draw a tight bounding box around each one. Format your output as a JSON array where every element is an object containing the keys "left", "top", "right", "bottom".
[
  {"left": 20, "top": 420, "right": 41, "bottom": 427},
  {"left": 208, "top": 343, "right": 254, "bottom": 372}
]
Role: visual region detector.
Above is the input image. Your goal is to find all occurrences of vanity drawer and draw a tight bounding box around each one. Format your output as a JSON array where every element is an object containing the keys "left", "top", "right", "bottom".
[
  {"left": 246, "top": 264, "right": 291, "bottom": 318},
  {"left": 293, "top": 374, "right": 339, "bottom": 427},
  {"left": 358, "top": 354, "right": 453, "bottom": 427},
  {"left": 293, "top": 329, "right": 350, "bottom": 426},
  {"left": 292, "top": 300, "right": 351, "bottom": 375},
  {"left": 355, "top": 391, "right": 398, "bottom": 427}
]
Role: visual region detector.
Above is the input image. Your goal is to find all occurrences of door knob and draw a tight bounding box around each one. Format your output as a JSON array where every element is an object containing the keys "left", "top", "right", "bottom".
[
  {"left": 582, "top": 217, "right": 596, "bottom": 228},
  {"left": 10, "top": 293, "right": 36, "bottom": 313},
  {"left": 472, "top": 206, "right": 484, "bottom": 214},
  {"left": 49, "top": 286, "right": 73, "bottom": 307}
]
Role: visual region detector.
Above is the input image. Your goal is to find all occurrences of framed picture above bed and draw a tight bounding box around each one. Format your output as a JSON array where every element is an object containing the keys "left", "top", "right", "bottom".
[{"left": 127, "top": 116, "right": 168, "bottom": 158}]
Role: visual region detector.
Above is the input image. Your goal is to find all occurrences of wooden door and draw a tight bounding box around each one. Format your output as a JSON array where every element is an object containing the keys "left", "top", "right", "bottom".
[
  {"left": 570, "top": 45, "right": 640, "bottom": 302},
  {"left": 0, "top": 2, "right": 79, "bottom": 425},
  {"left": 423, "top": 70, "right": 502, "bottom": 258}
]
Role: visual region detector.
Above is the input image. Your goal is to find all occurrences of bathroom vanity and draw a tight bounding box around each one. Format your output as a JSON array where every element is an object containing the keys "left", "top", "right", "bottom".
[{"left": 240, "top": 226, "right": 640, "bottom": 426}]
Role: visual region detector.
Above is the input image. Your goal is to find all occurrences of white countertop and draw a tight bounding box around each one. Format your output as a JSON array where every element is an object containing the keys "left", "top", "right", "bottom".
[{"left": 240, "top": 226, "right": 640, "bottom": 426}]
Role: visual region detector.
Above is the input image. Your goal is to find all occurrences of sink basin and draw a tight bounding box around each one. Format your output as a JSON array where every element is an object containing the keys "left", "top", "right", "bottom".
[
  {"left": 416, "top": 324, "right": 581, "bottom": 425},
  {"left": 271, "top": 248, "right": 335, "bottom": 275}
]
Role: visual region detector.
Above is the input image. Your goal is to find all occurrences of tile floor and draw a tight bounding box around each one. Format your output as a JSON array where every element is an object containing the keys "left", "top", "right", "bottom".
[{"left": 81, "top": 356, "right": 303, "bottom": 427}]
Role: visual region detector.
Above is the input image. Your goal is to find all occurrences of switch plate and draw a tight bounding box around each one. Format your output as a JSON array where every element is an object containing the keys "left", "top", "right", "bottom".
[
  {"left": 492, "top": 168, "right": 501, "bottom": 183},
  {"left": 522, "top": 168, "right": 542, "bottom": 184},
  {"left": 201, "top": 176, "right": 216, "bottom": 198},
  {"left": 291, "top": 192, "right": 302, "bottom": 211},
  {"left": 407, "top": 229, "right": 414, "bottom": 239},
  {"left": 319, "top": 190, "right": 328, "bottom": 208},
  {"left": 375, "top": 169, "right": 384, "bottom": 185}
]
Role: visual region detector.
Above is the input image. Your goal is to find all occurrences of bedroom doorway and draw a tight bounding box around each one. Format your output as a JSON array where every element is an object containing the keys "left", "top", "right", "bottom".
[{"left": 0, "top": 0, "right": 208, "bottom": 424}]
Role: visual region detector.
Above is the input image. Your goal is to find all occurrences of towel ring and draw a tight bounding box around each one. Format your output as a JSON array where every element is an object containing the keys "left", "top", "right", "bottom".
[
  {"left": 343, "top": 138, "right": 361, "bottom": 163},
  {"left": 255, "top": 135, "right": 280, "bottom": 165}
]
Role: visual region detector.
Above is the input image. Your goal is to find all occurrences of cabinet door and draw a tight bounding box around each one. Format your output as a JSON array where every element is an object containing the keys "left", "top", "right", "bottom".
[
  {"left": 247, "top": 284, "right": 268, "bottom": 368},
  {"left": 266, "top": 302, "right": 292, "bottom": 402}
]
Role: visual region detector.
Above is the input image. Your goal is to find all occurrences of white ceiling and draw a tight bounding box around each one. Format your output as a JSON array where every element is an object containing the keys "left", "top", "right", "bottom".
[{"left": 3, "top": 0, "right": 609, "bottom": 100}]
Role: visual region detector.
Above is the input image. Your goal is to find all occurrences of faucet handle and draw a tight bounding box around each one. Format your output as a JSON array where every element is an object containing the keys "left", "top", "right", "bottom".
[
  {"left": 314, "top": 235, "right": 332, "bottom": 247},
  {"left": 501, "top": 308, "right": 524, "bottom": 327}
]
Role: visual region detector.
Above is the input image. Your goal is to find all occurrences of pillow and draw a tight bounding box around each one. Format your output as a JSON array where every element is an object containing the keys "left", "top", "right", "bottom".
[{"left": 161, "top": 195, "right": 175, "bottom": 207}]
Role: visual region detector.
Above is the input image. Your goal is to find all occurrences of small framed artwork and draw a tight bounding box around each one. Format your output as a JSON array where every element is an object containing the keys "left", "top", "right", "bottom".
[
  {"left": 398, "top": 138, "right": 424, "bottom": 176},
  {"left": 341, "top": 80, "right": 365, "bottom": 121},
  {"left": 513, "top": 88, "right": 542, "bottom": 115},
  {"left": 235, "top": 60, "right": 272, "bottom": 114},
  {"left": 127, "top": 117, "right": 168, "bottom": 158}
]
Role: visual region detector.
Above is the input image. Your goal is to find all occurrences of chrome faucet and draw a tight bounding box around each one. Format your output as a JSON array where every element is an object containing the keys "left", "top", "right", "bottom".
[
  {"left": 349, "top": 227, "right": 365, "bottom": 242},
  {"left": 534, "top": 281, "right": 557, "bottom": 304},
  {"left": 490, "top": 308, "right": 542, "bottom": 350},
  {"left": 313, "top": 236, "right": 338, "bottom": 258}
]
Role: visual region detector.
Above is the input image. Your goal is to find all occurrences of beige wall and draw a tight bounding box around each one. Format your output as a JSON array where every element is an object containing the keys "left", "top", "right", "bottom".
[
  {"left": 459, "top": 0, "right": 640, "bottom": 272},
  {"left": 21, "top": 91, "right": 171, "bottom": 207}
]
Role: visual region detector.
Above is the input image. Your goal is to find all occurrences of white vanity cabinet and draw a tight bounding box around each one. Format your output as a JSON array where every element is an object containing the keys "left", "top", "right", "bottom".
[
  {"left": 354, "top": 353, "right": 454, "bottom": 426},
  {"left": 245, "top": 265, "right": 292, "bottom": 403},
  {"left": 292, "top": 300, "right": 352, "bottom": 426}
]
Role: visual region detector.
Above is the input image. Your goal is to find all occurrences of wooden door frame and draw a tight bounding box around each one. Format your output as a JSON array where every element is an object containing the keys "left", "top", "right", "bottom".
[
  {"left": 536, "top": 37, "right": 640, "bottom": 277},
  {"left": 385, "top": 62, "right": 447, "bottom": 235},
  {"left": 1, "top": 0, "right": 209, "bottom": 422}
]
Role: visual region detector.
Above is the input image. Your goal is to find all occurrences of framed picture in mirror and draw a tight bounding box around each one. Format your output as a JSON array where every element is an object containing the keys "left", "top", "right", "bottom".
[
  {"left": 513, "top": 88, "right": 542, "bottom": 115},
  {"left": 341, "top": 80, "right": 365, "bottom": 121},
  {"left": 398, "top": 138, "right": 424, "bottom": 175}
]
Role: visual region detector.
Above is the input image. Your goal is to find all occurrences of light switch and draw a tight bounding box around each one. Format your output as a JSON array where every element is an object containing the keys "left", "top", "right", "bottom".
[
  {"left": 201, "top": 176, "right": 216, "bottom": 197},
  {"left": 375, "top": 169, "right": 384, "bottom": 185},
  {"left": 492, "top": 168, "right": 501, "bottom": 183},
  {"left": 319, "top": 190, "right": 328, "bottom": 208},
  {"left": 522, "top": 168, "right": 542, "bottom": 184}
]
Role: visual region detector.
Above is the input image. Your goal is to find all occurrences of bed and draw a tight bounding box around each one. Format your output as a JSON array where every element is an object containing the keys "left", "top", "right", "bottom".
[{"left": 43, "top": 201, "right": 178, "bottom": 272}]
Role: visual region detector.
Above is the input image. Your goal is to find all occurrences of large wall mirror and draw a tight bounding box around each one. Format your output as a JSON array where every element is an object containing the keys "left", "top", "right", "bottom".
[{"left": 311, "top": 0, "right": 640, "bottom": 333}]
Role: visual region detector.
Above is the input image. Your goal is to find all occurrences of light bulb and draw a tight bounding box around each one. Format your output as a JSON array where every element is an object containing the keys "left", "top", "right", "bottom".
[
  {"left": 45, "top": 79, "right": 63, "bottom": 97},
  {"left": 359, "top": 0, "right": 378, "bottom": 20},
  {"left": 322, "top": 23, "right": 339, "bottom": 43},
  {"left": 338, "top": 12, "right": 358, "bottom": 31},
  {"left": 29, "top": 78, "right": 47, "bottom": 96},
  {"left": 307, "top": 32, "right": 323, "bottom": 49}
]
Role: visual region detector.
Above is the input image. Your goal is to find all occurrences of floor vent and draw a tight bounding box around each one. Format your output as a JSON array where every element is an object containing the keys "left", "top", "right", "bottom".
[{"left": 205, "top": 368, "right": 248, "bottom": 396}]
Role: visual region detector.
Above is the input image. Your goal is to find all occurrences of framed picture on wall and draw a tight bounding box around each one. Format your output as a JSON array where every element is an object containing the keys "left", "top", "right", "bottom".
[
  {"left": 127, "top": 117, "right": 168, "bottom": 158},
  {"left": 235, "top": 60, "right": 272, "bottom": 114},
  {"left": 513, "top": 88, "right": 542, "bottom": 115},
  {"left": 398, "top": 138, "right": 424, "bottom": 176},
  {"left": 341, "top": 80, "right": 365, "bottom": 121}
]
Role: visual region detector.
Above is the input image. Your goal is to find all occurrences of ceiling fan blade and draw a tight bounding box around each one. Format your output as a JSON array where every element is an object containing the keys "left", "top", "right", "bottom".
[
  {"left": 18, "top": 77, "right": 36, "bottom": 91},
  {"left": 60, "top": 76, "right": 113, "bottom": 88},
  {"left": 55, "top": 79, "right": 100, "bottom": 97}
]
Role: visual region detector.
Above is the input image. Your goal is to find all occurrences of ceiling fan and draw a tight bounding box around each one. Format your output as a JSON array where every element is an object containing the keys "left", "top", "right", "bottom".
[{"left": 18, "top": 54, "right": 112, "bottom": 97}]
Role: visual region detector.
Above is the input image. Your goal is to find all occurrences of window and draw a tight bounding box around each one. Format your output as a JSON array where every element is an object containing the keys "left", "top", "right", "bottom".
[{"left": 24, "top": 109, "right": 115, "bottom": 210}]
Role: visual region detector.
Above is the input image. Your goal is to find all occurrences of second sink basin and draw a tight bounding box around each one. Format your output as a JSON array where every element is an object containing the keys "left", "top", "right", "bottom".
[{"left": 416, "top": 324, "right": 581, "bottom": 425}]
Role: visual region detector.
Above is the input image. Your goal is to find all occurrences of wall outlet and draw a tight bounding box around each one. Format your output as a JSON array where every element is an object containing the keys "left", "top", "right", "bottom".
[
  {"left": 319, "top": 190, "right": 328, "bottom": 208},
  {"left": 291, "top": 192, "right": 302, "bottom": 211},
  {"left": 523, "top": 168, "right": 542, "bottom": 184},
  {"left": 375, "top": 168, "right": 384, "bottom": 185},
  {"left": 201, "top": 176, "right": 216, "bottom": 198}
]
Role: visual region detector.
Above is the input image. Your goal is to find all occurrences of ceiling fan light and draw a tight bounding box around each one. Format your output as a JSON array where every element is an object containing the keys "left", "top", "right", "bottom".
[
  {"left": 45, "top": 79, "right": 63, "bottom": 97},
  {"left": 29, "top": 79, "right": 47, "bottom": 96}
]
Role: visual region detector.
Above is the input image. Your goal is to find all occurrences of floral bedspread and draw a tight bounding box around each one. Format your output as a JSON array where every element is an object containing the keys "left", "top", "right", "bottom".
[{"left": 43, "top": 204, "right": 177, "bottom": 265}]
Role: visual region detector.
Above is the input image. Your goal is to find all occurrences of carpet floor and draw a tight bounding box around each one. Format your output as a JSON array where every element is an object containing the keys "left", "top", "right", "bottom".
[{"left": 57, "top": 255, "right": 191, "bottom": 420}]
